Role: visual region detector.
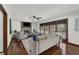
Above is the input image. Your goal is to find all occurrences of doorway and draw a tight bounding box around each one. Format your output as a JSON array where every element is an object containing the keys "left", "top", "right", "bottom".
[
  {"left": 0, "top": 5, "right": 7, "bottom": 55},
  {"left": 56, "top": 19, "right": 68, "bottom": 43}
]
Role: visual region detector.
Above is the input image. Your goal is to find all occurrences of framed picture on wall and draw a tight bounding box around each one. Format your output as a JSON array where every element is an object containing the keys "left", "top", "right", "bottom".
[
  {"left": 9, "top": 18, "right": 12, "bottom": 34},
  {"left": 75, "top": 18, "right": 79, "bottom": 31}
]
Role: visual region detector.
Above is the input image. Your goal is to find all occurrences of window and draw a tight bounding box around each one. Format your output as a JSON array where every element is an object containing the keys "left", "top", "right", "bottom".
[
  {"left": 45, "top": 25, "right": 49, "bottom": 34},
  {"left": 50, "top": 24, "right": 56, "bottom": 33},
  {"left": 75, "top": 18, "right": 79, "bottom": 31},
  {"left": 57, "top": 24, "right": 66, "bottom": 32},
  {"left": 40, "top": 25, "right": 45, "bottom": 34}
]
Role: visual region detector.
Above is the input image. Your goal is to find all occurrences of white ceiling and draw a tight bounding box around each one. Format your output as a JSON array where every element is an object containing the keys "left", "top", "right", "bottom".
[{"left": 3, "top": 4, "right": 79, "bottom": 21}]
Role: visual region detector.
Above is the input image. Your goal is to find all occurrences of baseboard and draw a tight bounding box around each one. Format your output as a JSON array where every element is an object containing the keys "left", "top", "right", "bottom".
[
  {"left": 68, "top": 42, "right": 79, "bottom": 47},
  {"left": 0, "top": 51, "right": 4, "bottom": 53}
]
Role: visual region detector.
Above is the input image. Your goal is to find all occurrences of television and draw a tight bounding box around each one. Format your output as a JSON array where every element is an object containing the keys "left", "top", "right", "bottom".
[{"left": 23, "top": 22, "right": 31, "bottom": 26}]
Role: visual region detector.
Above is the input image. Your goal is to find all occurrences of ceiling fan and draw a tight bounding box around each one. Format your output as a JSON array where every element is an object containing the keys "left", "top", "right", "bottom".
[{"left": 32, "top": 16, "right": 42, "bottom": 21}]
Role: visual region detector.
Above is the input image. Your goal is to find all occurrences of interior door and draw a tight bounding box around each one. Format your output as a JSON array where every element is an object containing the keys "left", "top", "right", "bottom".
[{"left": 0, "top": 10, "right": 3, "bottom": 52}]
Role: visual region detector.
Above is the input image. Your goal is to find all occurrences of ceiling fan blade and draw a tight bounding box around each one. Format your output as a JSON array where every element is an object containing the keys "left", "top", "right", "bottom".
[
  {"left": 38, "top": 17, "right": 42, "bottom": 19},
  {"left": 33, "top": 16, "right": 36, "bottom": 19},
  {"left": 37, "top": 17, "right": 42, "bottom": 20}
]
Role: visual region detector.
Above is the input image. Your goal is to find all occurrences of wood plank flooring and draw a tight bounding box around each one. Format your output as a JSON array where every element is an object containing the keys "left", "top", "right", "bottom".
[
  {"left": 39, "top": 45, "right": 62, "bottom": 55},
  {"left": 7, "top": 37, "right": 28, "bottom": 55},
  {"left": 67, "top": 44, "right": 79, "bottom": 55}
]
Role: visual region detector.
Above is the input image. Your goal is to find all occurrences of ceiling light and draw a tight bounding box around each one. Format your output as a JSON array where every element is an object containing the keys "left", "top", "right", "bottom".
[{"left": 34, "top": 18, "right": 37, "bottom": 21}]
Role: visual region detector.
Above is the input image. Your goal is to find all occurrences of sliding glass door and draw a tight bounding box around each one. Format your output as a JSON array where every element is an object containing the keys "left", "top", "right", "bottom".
[{"left": 40, "top": 19, "right": 68, "bottom": 43}]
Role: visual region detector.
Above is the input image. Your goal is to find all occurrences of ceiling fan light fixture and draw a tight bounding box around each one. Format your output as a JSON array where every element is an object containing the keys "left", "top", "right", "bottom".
[{"left": 33, "top": 18, "right": 37, "bottom": 21}]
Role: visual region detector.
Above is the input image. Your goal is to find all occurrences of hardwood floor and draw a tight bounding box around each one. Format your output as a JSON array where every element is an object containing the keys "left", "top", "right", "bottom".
[
  {"left": 59, "top": 42, "right": 79, "bottom": 55},
  {"left": 67, "top": 43, "right": 79, "bottom": 55},
  {"left": 40, "top": 45, "right": 62, "bottom": 55},
  {"left": 7, "top": 37, "right": 28, "bottom": 55},
  {"left": 7, "top": 38, "right": 79, "bottom": 55},
  {"left": 40, "top": 42, "right": 79, "bottom": 55}
]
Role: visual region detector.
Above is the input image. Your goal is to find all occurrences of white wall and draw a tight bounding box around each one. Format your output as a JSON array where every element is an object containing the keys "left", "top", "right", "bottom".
[
  {"left": 0, "top": 11, "right": 3, "bottom": 52},
  {"left": 68, "top": 16, "right": 79, "bottom": 45},
  {"left": 11, "top": 17, "right": 21, "bottom": 32},
  {"left": 40, "top": 11, "right": 79, "bottom": 45}
]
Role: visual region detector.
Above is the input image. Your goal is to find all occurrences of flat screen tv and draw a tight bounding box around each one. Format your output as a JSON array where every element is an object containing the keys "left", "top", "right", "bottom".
[{"left": 23, "top": 22, "right": 31, "bottom": 26}]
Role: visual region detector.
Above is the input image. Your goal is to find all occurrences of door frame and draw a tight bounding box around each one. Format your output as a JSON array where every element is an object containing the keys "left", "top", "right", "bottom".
[
  {"left": 56, "top": 18, "right": 68, "bottom": 43},
  {"left": 0, "top": 5, "right": 7, "bottom": 55}
]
